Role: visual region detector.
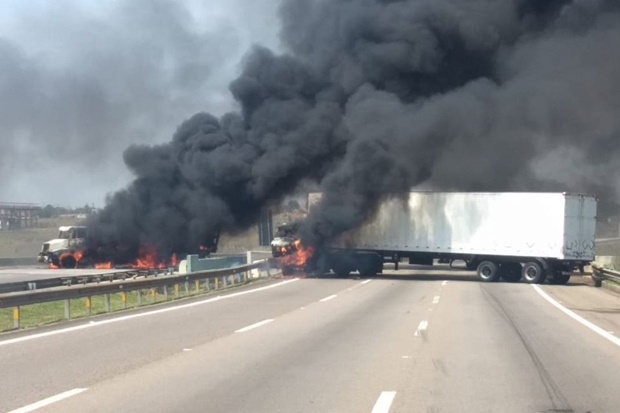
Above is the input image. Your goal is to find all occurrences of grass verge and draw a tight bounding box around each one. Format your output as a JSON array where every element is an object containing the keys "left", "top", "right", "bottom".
[{"left": 0, "top": 275, "right": 258, "bottom": 332}]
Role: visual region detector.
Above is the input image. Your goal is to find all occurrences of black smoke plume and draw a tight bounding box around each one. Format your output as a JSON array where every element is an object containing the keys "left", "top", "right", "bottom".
[{"left": 88, "top": 0, "right": 620, "bottom": 261}]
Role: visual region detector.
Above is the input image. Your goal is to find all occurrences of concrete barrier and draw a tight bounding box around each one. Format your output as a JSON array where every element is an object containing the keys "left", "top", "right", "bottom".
[{"left": 177, "top": 251, "right": 273, "bottom": 276}]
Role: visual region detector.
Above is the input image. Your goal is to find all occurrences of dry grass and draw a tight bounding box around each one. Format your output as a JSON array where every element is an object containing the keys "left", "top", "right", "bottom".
[{"left": 0, "top": 218, "right": 83, "bottom": 258}]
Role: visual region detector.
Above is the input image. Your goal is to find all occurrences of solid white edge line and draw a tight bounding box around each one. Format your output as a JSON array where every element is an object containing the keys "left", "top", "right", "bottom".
[
  {"left": 319, "top": 294, "right": 338, "bottom": 302},
  {"left": 432, "top": 296, "right": 440, "bottom": 304},
  {"left": 0, "top": 278, "right": 299, "bottom": 347},
  {"left": 235, "top": 319, "right": 274, "bottom": 333},
  {"left": 361, "top": 279, "right": 372, "bottom": 285},
  {"left": 414, "top": 320, "right": 429, "bottom": 336},
  {"left": 371, "top": 391, "right": 397, "bottom": 413},
  {"left": 532, "top": 284, "right": 620, "bottom": 347},
  {"left": 8, "top": 388, "right": 87, "bottom": 413}
]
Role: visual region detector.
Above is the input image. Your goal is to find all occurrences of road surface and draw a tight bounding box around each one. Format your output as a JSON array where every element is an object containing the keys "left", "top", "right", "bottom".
[{"left": 1, "top": 265, "right": 620, "bottom": 412}]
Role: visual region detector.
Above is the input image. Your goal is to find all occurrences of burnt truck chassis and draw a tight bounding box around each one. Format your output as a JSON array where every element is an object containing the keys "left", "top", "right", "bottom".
[{"left": 276, "top": 246, "right": 586, "bottom": 284}]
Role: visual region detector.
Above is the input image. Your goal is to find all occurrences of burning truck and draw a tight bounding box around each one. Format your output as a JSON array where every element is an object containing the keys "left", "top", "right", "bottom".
[
  {"left": 38, "top": 226, "right": 88, "bottom": 268},
  {"left": 38, "top": 225, "right": 220, "bottom": 270},
  {"left": 272, "top": 192, "right": 597, "bottom": 284}
]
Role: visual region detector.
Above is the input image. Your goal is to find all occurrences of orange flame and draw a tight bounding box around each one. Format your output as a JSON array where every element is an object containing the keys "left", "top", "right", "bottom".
[
  {"left": 55, "top": 251, "right": 84, "bottom": 269},
  {"left": 279, "top": 240, "right": 314, "bottom": 268},
  {"left": 128, "top": 246, "right": 178, "bottom": 270},
  {"left": 95, "top": 262, "right": 113, "bottom": 269}
]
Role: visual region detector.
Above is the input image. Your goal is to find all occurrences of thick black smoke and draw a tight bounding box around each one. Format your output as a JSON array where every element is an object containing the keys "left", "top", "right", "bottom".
[{"left": 88, "top": 0, "right": 620, "bottom": 260}]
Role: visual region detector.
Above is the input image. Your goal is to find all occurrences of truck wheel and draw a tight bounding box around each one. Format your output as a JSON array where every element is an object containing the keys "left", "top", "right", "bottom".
[
  {"left": 357, "top": 253, "right": 382, "bottom": 278},
  {"left": 522, "top": 262, "right": 546, "bottom": 284},
  {"left": 59, "top": 255, "right": 77, "bottom": 269},
  {"left": 281, "top": 266, "right": 294, "bottom": 276},
  {"left": 500, "top": 263, "right": 522, "bottom": 283},
  {"left": 358, "top": 265, "right": 377, "bottom": 277},
  {"left": 477, "top": 261, "right": 500, "bottom": 282},
  {"left": 550, "top": 273, "right": 571, "bottom": 285}
]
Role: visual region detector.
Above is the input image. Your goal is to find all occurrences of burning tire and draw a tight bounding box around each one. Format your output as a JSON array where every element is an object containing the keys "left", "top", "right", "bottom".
[{"left": 59, "top": 253, "right": 78, "bottom": 269}]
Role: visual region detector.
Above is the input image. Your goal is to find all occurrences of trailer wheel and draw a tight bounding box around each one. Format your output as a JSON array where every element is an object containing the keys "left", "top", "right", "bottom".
[
  {"left": 477, "top": 261, "right": 500, "bottom": 282},
  {"left": 522, "top": 262, "right": 546, "bottom": 284},
  {"left": 500, "top": 263, "right": 522, "bottom": 283},
  {"left": 354, "top": 253, "right": 383, "bottom": 278}
]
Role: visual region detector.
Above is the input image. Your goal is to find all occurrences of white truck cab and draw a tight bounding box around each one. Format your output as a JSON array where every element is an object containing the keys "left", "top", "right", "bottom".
[{"left": 38, "top": 226, "right": 87, "bottom": 264}]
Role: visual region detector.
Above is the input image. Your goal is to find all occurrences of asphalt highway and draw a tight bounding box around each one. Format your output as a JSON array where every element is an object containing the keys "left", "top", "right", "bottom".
[{"left": 1, "top": 265, "right": 620, "bottom": 412}]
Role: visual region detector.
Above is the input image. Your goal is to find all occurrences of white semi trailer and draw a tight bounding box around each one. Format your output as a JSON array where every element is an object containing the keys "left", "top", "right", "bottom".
[{"left": 301, "top": 192, "right": 597, "bottom": 284}]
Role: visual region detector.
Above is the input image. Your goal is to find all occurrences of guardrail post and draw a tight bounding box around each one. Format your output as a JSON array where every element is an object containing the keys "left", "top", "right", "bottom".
[
  {"left": 104, "top": 294, "right": 111, "bottom": 313},
  {"left": 85, "top": 297, "right": 91, "bottom": 316},
  {"left": 194, "top": 280, "right": 200, "bottom": 293},
  {"left": 230, "top": 275, "right": 235, "bottom": 286},
  {"left": 64, "top": 299, "right": 70, "bottom": 319},
  {"left": 205, "top": 279, "right": 210, "bottom": 292},
  {"left": 13, "top": 306, "right": 20, "bottom": 329},
  {"left": 184, "top": 281, "right": 189, "bottom": 296},
  {"left": 121, "top": 292, "right": 127, "bottom": 309},
  {"left": 215, "top": 277, "right": 219, "bottom": 290},
  {"left": 137, "top": 290, "right": 143, "bottom": 306},
  {"left": 174, "top": 284, "right": 179, "bottom": 298},
  {"left": 163, "top": 285, "right": 168, "bottom": 300}
]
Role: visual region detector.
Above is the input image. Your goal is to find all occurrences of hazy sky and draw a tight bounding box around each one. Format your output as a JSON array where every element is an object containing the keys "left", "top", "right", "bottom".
[{"left": 0, "top": 0, "right": 280, "bottom": 207}]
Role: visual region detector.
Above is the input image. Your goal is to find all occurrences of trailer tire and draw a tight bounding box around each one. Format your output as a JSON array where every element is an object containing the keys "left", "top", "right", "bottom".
[
  {"left": 477, "top": 261, "right": 500, "bottom": 282},
  {"left": 357, "top": 253, "right": 382, "bottom": 278},
  {"left": 522, "top": 262, "right": 546, "bottom": 284},
  {"left": 500, "top": 263, "right": 522, "bottom": 283}
]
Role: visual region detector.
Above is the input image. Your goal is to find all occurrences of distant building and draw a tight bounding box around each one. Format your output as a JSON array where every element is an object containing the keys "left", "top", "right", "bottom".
[{"left": 0, "top": 203, "right": 39, "bottom": 230}]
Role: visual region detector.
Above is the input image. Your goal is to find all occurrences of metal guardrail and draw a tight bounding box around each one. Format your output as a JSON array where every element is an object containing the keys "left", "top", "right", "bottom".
[
  {"left": 0, "top": 260, "right": 272, "bottom": 329},
  {"left": 591, "top": 263, "right": 620, "bottom": 287},
  {"left": 0, "top": 268, "right": 172, "bottom": 294}
]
